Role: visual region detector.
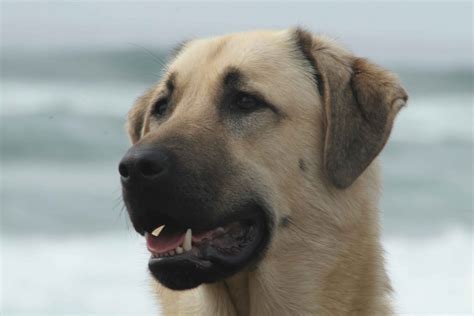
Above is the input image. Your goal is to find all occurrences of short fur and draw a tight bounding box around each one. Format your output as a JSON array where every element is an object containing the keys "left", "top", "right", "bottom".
[{"left": 126, "top": 27, "right": 407, "bottom": 315}]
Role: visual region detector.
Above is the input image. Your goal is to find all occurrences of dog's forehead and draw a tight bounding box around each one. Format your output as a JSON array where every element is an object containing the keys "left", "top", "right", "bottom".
[
  {"left": 162, "top": 29, "right": 319, "bottom": 114},
  {"left": 168, "top": 30, "right": 300, "bottom": 82}
]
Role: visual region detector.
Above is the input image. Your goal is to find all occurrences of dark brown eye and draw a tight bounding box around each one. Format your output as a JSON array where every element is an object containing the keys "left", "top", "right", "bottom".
[
  {"left": 153, "top": 99, "right": 169, "bottom": 116},
  {"left": 235, "top": 93, "right": 260, "bottom": 111}
]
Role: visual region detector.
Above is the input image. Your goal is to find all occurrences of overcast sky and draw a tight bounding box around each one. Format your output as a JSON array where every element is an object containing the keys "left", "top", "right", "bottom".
[{"left": 1, "top": 1, "right": 472, "bottom": 67}]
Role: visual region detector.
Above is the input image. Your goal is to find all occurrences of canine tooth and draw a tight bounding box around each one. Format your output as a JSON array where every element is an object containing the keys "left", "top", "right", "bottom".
[
  {"left": 183, "top": 228, "right": 192, "bottom": 251},
  {"left": 176, "top": 246, "right": 183, "bottom": 254},
  {"left": 151, "top": 225, "right": 165, "bottom": 237}
]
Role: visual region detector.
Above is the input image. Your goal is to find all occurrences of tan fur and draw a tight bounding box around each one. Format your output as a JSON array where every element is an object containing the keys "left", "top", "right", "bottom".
[{"left": 127, "top": 28, "right": 407, "bottom": 315}]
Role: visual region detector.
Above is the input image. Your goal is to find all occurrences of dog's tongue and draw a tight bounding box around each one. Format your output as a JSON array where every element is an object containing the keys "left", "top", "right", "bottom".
[{"left": 146, "top": 226, "right": 186, "bottom": 254}]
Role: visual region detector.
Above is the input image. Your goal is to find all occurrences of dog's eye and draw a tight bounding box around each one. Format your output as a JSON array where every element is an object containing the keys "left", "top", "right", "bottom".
[
  {"left": 153, "top": 99, "right": 169, "bottom": 117},
  {"left": 235, "top": 93, "right": 261, "bottom": 111}
]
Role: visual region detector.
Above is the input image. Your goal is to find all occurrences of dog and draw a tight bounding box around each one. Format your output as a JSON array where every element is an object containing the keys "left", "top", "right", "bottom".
[{"left": 119, "top": 27, "right": 407, "bottom": 315}]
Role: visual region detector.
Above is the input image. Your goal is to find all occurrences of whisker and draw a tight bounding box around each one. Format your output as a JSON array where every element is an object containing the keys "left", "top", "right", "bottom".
[{"left": 127, "top": 42, "right": 166, "bottom": 67}]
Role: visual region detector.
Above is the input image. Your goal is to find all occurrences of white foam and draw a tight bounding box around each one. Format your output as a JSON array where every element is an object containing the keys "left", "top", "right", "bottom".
[
  {"left": 385, "top": 228, "right": 473, "bottom": 314},
  {"left": 2, "top": 233, "right": 160, "bottom": 315}
]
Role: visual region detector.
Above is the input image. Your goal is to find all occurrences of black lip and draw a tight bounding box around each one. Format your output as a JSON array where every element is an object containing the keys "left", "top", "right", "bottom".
[
  {"left": 147, "top": 208, "right": 270, "bottom": 290},
  {"left": 148, "top": 254, "right": 220, "bottom": 290}
]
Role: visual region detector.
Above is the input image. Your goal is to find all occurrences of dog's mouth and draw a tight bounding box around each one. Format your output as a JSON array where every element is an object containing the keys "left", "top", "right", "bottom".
[
  {"left": 143, "top": 209, "right": 268, "bottom": 290},
  {"left": 146, "top": 220, "right": 259, "bottom": 259}
]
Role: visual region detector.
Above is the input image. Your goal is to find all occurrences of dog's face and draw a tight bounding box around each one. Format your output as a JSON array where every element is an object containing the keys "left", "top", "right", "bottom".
[{"left": 119, "top": 28, "right": 407, "bottom": 290}]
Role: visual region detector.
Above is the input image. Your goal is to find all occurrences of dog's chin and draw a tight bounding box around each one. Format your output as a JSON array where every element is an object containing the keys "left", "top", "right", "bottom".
[{"left": 146, "top": 212, "right": 269, "bottom": 290}]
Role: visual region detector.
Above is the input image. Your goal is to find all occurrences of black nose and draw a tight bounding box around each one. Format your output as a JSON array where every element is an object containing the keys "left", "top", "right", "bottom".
[{"left": 119, "top": 145, "right": 172, "bottom": 183}]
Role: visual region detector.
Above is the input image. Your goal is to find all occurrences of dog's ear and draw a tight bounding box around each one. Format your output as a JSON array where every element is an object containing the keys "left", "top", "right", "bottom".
[
  {"left": 295, "top": 28, "right": 408, "bottom": 188},
  {"left": 127, "top": 88, "right": 155, "bottom": 144}
]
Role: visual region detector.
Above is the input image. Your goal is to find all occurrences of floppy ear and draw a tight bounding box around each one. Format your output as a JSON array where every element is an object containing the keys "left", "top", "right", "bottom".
[
  {"left": 295, "top": 29, "right": 408, "bottom": 188},
  {"left": 127, "top": 88, "right": 155, "bottom": 144}
]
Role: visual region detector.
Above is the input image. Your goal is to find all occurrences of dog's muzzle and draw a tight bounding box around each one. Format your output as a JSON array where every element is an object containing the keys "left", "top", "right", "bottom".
[{"left": 119, "top": 142, "right": 270, "bottom": 290}]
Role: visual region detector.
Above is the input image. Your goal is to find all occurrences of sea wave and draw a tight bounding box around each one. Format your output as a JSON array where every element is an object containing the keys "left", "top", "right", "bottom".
[
  {"left": 2, "top": 80, "right": 146, "bottom": 117},
  {"left": 391, "top": 93, "right": 473, "bottom": 143},
  {"left": 0, "top": 111, "right": 130, "bottom": 162}
]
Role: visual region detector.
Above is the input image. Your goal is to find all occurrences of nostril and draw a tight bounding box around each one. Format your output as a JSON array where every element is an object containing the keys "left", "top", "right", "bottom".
[
  {"left": 118, "top": 162, "right": 129, "bottom": 178},
  {"left": 138, "top": 160, "right": 163, "bottom": 178},
  {"left": 120, "top": 145, "right": 171, "bottom": 182}
]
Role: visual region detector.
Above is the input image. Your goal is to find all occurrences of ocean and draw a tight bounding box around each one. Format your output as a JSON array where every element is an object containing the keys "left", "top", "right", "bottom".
[{"left": 1, "top": 50, "right": 472, "bottom": 315}]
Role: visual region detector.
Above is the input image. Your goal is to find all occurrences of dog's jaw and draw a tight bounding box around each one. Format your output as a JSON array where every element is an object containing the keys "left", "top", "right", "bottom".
[{"left": 145, "top": 211, "right": 271, "bottom": 290}]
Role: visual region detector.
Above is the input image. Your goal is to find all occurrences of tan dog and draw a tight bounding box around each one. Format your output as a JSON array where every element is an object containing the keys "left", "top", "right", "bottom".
[{"left": 119, "top": 28, "right": 407, "bottom": 315}]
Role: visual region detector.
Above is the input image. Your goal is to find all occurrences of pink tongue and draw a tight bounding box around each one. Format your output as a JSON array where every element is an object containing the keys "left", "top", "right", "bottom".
[{"left": 146, "top": 227, "right": 185, "bottom": 254}]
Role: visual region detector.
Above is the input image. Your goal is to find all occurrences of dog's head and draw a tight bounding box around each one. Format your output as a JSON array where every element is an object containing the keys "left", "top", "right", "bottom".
[{"left": 119, "top": 28, "right": 407, "bottom": 290}]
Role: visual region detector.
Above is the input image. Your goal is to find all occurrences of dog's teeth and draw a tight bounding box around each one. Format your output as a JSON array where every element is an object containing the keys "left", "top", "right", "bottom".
[
  {"left": 151, "top": 225, "right": 165, "bottom": 237},
  {"left": 169, "top": 250, "right": 175, "bottom": 256},
  {"left": 176, "top": 246, "right": 183, "bottom": 254},
  {"left": 183, "top": 228, "right": 192, "bottom": 251}
]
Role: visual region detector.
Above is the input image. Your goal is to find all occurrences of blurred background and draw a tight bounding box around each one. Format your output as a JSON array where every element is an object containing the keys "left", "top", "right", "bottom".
[{"left": 1, "top": 1, "right": 472, "bottom": 315}]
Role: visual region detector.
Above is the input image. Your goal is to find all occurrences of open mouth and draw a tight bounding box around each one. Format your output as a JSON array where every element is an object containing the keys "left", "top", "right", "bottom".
[
  {"left": 144, "top": 211, "right": 268, "bottom": 290},
  {"left": 146, "top": 220, "right": 257, "bottom": 258}
]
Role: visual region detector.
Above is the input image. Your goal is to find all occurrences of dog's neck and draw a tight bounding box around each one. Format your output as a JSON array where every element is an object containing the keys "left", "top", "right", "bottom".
[{"left": 200, "top": 220, "right": 392, "bottom": 315}]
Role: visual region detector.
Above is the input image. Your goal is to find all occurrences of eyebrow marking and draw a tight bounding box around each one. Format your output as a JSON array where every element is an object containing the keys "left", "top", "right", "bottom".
[
  {"left": 223, "top": 67, "right": 242, "bottom": 86},
  {"left": 166, "top": 73, "right": 176, "bottom": 93}
]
